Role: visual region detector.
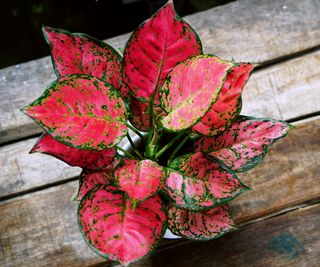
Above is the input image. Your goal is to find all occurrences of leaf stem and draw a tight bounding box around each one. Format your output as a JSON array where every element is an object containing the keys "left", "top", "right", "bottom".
[
  {"left": 124, "top": 122, "right": 147, "bottom": 144},
  {"left": 115, "top": 145, "right": 137, "bottom": 159},
  {"left": 167, "top": 135, "right": 190, "bottom": 164},
  {"left": 127, "top": 133, "right": 144, "bottom": 160},
  {"left": 155, "top": 132, "right": 184, "bottom": 159}
]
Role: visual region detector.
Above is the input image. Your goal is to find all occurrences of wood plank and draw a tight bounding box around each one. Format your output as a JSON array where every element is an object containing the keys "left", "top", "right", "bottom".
[
  {"left": 241, "top": 50, "right": 320, "bottom": 120},
  {"left": 130, "top": 203, "right": 320, "bottom": 267},
  {"left": 1, "top": 50, "right": 319, "bottom": 198},
  {"left": 0, "top": 138, "right": 81, "bottom": 199},
  {"left": 0, "top": 116, "right": 319, "bottom": 267},
  {"left": 230, "top": 116, "right": 320, "bottom": 223},
  {"left": 1, "top": 0, "right": 320, "bottom": 144}
]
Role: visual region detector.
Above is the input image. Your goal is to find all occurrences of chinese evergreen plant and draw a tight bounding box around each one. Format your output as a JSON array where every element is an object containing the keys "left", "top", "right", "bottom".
[{"left": 22, "top": 1, "right": 290, "bottom": 266}]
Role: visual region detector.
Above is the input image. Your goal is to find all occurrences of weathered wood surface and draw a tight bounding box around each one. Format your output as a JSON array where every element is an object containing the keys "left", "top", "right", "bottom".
[
  {"left": 0, "top": 138, "right": 81, "bottom": 199},
  {"left": 0, "top": 116, "right": 319, "bottom": 266},
  {"left": 131, "top": 203, "right": 320, "bottom": 267},
  {"left": 241, "top": 50, "right": 320, "bottom": 120},
  {"left": 1, "top": 50, "right": 320, "bottom": 199},
  {"left": 1, "top": 0, "right": 320, "bottom": 144}
]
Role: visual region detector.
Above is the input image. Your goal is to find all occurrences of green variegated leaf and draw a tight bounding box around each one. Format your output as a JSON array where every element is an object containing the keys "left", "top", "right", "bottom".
[
  {"left": 195, "top": 116, "right": 290, "bottom": 172},
  {"left": 168, "top": 204, "right": 235, "bottom": 240},
  {"left": 163, "top": 152, "right": 249, "bottom": 210}
]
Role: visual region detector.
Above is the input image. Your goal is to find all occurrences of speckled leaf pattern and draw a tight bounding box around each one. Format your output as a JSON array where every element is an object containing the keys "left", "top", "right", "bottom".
[
  {"left": 23, "top": 75, "right": 128, "bottom": 150},
  {"left": 122, "top": 1, "right": 202, "bottom": 100},
  {"left": 43, "top": 26, "right": 122, "bottom": 89},
  {"left": 195, "top": 116, "right": 290, "bottom": 172},
  {"left": 78, "top": 185, "right": 166, "bottom": 266},
  {"left": 30, "top": 133, "right": 117, "bottom": 170},
  {"left": 168, "top": 204, "right": 235, "bottom": 240},
  {"left": 160, "top": 55, "right": 232, "bottom": 131},
  {"left": 115, "top": 159, "right": 165, "bottom": 203},
  {"left": 192, "top": 63, "right": 253, "bottom": 136},
  {"left": 76, "top": 170, "right": 113, "bottom": 200},
  {"left": 164, "top": 152, "right": 248, "bottom": 210}
]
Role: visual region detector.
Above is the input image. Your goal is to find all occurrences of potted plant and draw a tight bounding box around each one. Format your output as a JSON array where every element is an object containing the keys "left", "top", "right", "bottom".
[{"left": 22, "top": 0, "right": 290, "bottom": 266}]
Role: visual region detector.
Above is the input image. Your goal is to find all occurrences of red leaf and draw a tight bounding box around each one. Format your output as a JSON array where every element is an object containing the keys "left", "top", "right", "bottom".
[
  {"left": 115, "top": 159, "right": 165, "bottom": 203},
  {"left": 30, "top": 133, "right": 117, "bottom": 170},
  {"left": 43, "top": 26, "right": 122, "bottom": 89},
  {"left": 76, "top": 170, "right": 113, "bottom": 200},
  {"left": 123, "top": 1, "right": 202, "bottom": 100},
  {"left": 129, "top": 98, "right": 151, "bottom": 132},
  {"left": 23, "top": 75, "right": 128, "bottom": 150},
  {"left": 164, "top": 152, "right": 248, "bottom": 210},
  {"left": 168, "top": 205, "right": 235, "bottom": 240},
  {"left": 192, "top": 63, "right": 253, "bottom": 136},
  {"left": 195, "top": 116, "right": 290, "bottom": 172},
  {"left": 78, "top": 185, "right": 166, "bottom": 266},
  {"left": 160, "top": 55, "right": 232, "bottom": 131}
]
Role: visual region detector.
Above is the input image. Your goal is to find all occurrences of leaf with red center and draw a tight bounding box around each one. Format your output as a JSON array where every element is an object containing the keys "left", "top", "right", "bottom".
[
  {"left": 22, "top": 75, "right": 128, "bottom": 150},
  {"left": 195, "top": 116, "right": 290, "bottom": 172},
  {"left": 168, "top": 204, "right": 235, "bottom": 240},
  {"left": 160, "top": 55, "right": 232, "bottom": 131},
  {"left": 115, "top": 159, "right": 165, "bottom": 204},
  {"left": 192, "top": 63, "right": 253, "bottom": 136},
  {"left": 43, "top": 26, "right": 122, "bottom": 89},
  {"left": 164, "top": 152, "right": 248, "bottom": 210},
  {"left": 78, "top": 185, "right": 166, "bottom": 266},
  {"left": 122, "top": 0, "right": 202, "bottom": 101},
  {"left": 30, "top": 133, "right": 117, "bottom": 170}
]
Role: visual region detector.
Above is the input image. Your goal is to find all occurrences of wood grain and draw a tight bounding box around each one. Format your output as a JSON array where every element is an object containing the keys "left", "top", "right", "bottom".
[
  {"left": 1, "top": 0, "right": 320, "bottom": 144},
  {"left": 241, "top": 50, "right": 320, "bottom": 120},
  {"left": 231, "top": 116, "right": 320, "bottom": 223},
  {"left": 130, "top": 203, "right": 320, "bottom": 267},
  {"left": 0, "top": 138, "right": 81, "bottom": 199},
  {"left": 0, "top": 116, "right": 319, "bottom": 267}
]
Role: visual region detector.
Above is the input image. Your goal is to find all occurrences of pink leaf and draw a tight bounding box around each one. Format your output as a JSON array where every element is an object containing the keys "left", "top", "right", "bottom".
[
  {"left": 115, "top": 159, "right": 165, "bottom": 203},
  {"left": 123, "top": 1, "right": 202, "bottom": 100},
  {"left": 192, "top": 63, "right": 253, "bottom": 136},
  {"left": 76, "top": 169, "right": 113, "bottom": 200},
  {"left": 23, "top": 75, "right": 128, "bottom": 150},
  {"left": 78, "top": 185, "right": 166, "bottom": 266},
  {"left": 23, "top": 75, "right": 127, "bottom": 150},
  {"left": 195, "top": 116, "right": 290, "bottom": 172},
  {"left": 30, "top": 133, "right": 117, "bottom": 170},
  {"left": 168, "top": 204, "right": 235, "bottom": 240},
  {"left": 164, "top": 152, "right": 248, "bottom": 210},
  {"left": 43, "top": 26, "right": 122, "bottom": 89},
  {"left": 160, "top": 55, "right": 232, "bottom": 131}
]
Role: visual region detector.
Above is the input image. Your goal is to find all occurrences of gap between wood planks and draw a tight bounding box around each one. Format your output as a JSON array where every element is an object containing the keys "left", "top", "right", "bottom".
[
  {"left": 1, "top": 44, "right": 320, "bottom": 149},
  {"left": 0, "top": 114, "right": 319, "bottom": 204},
  {"left": 0, "top": 106, "right": 319, "bottom": 202},
  {"left": 136, "top": 200, "right": 320, "bottom": 256}
]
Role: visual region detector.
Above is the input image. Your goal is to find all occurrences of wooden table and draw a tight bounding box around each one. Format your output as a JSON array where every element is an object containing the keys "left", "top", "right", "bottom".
[{"left": 0, "top": 0, "right": 319, "bottom": 266}]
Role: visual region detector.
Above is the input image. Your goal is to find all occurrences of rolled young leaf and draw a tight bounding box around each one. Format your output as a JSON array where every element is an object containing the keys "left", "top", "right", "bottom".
[
  {"left": 22, "top": 75, "right": 128, "bottom": 150},
  {"left": 164, "top": 152, "right": 249, "bottom": 210},
  {"left": 78, "top": 185, "right": 166, "bottom": 266},
  {"left": 160, "top": 55, "right": 232, "bottom": 131},
  {"left": 30, "top": 133, "right": 117, "bottom": 170},
  {"left": 195, "top": 116, "right": 291, "bottom": 172},
  {"left": 114, "top": 159, "right": 165, "bottom": 204},
  {"left": 76, "top": 169, "right": 114, "bottom": 200},
  {"left": 43, "top": 26, "right": 122, "bottom": 89},
  {"left": 168, "top": 204, "right": 235, "bottom": 240},
  {"left": 123, "top": 0, "right": 203, "bottom": 101},
  {"left": 192, "top": 63, "right": 253, "bottom": 136}
]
